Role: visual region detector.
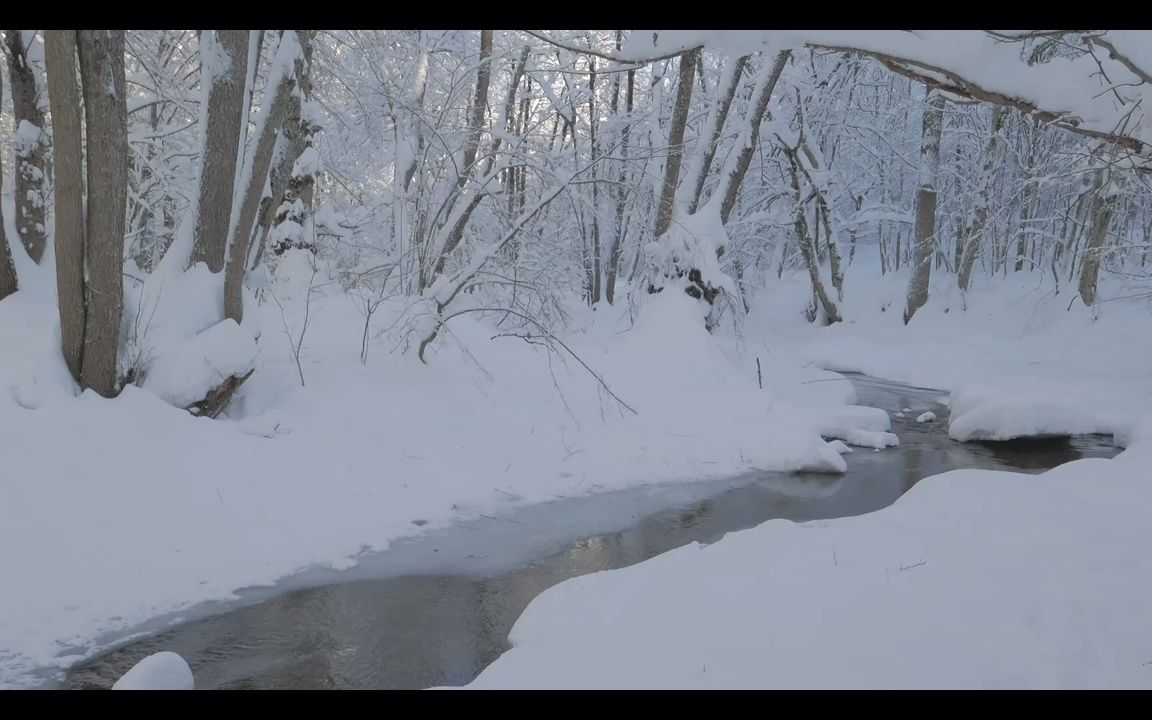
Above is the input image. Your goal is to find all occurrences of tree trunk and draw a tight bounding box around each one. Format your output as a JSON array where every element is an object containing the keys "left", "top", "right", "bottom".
[
  {"left": 588, "top": 55, "right": 602, "bottom": 304},
  {"left": 904, "top": 90, "right": 945, "bottom": 324},
  {"left": 682, "top": 54, "right": 747, "bottom": 214},
  {"left": 0, "top": 61, "right": 16, "bottom": 301},
  {"left": 1078, "top": 170, "right": 1115, "bottom": 307},
  {"left": 958, "top": 106, "right": 1004, "bottom": 292},
  {"left": 44, "top": 30, "right": 84, "bottom": 380},
  {"left": 652, "top": 50, "right": 697, "bottom": 240},
  {"left": 426, "top": 30, "right": 493, "bottom": 285},
  {"left": 5, "top": 30, "right": 49, "bottom": 263},
  {"left": 189, "top": 30, "right": 250, "bottom": 273},
  {"left": 223, "top": 32, "right": 302, "bottom": 324},
  {"left": 785, "top": 146, "right": 840, "bottom": 324},
  {"left": 604, "top": 43, "right": 633, "bottom": 306},
  {"left": 77, "top": 30, "right": 128, "bottom": 397},
  {"left": 716, "top": 51, "right": 790, "bottom": 227}
]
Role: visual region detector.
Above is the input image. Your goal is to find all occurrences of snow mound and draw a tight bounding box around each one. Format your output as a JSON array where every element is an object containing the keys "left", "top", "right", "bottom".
[
  {"left": 463, "top": 449, "right": 1152, "bottom": 689},
  {"left": 948, "top": 385, "right": 1121, "bottom": 442},
  {"left": 112, "top": 652, "right": 193, "bottom": 690},
  {"left": 916, "top": 411, "right": 936, "bottom": 423},
  {"left": 141, "top": 319, "right": 257, "bottom": 408}
]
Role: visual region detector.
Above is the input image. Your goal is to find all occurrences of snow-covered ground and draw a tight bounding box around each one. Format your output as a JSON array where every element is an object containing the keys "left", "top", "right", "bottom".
[
  {"left": 463, "top": 448, "right": 1152, "bottom": 689},
  {"left": 0, "top": 253, "right": 886, "bottom": 689},
  {"left": 5, "top": 251, "right": 1151, "bottom": 689},
  {"left": 746, "top": 267, "right": 1152, "bottom": 443},
  {"left": 460, "top": 268, "right": 1152, "bottom": 690}
]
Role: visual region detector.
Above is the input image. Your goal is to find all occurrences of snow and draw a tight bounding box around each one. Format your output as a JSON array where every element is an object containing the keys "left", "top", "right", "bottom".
[
  {"left": 623, "top": 31, "right": 1152, "bottom": 158},
  {"left": 916, "top": 411, "right": 936, "bottom": 423},
  {"left": 140, "top": 319, "right": 257, "bottom": 408},
  {"left": 462, "top": 449, "right": 1152, "bottom": 689},
  {"left": 0, "top": 258, "right": 896, "bottom": 688},
  {"left": 112, "top": 652, "right": 193, "bottom": 690},
  {"left": 453, "top": 267, "right": 1152, "bottom": 690}
]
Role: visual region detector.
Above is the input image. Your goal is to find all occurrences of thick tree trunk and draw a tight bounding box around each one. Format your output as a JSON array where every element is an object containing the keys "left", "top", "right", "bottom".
[
  {"left": 77, "top": 30, "right": 128, "bottom": 397},
  {"left": 5, "top": 30, "right": 49, "bottom": 263},
  {"left": 904, "top": 90, "right": 945, "bottom": 324},
  {"left": 44, "top": 30, "right": 84, "bottom": 380},
  {"left": 189, "top": 30, "right": 250, "bottom": 272},
  {"left": 223, "top": 32, "right": 302, "bottom": 324},
  {"left": 1078, "top": 170, "right": 1115, "bottom": 307}
]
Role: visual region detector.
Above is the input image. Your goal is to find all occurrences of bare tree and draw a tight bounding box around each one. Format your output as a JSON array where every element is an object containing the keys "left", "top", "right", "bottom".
[
  {"left": 652, "top": 49, "right": 696, "bottom": 240},
  {"left": 4, "top": 30, "right": 49, "bottom": 263},
  {"left": 44, "top": 30, "right": 84, "bottom": 380},
  {"left": 904, "top": 89, "right": 945, "bottom": 324},
  {"left": 189, "top": 30, "right": 250, "bottom": 272},
  {"left": 1078, "top": 169, "right": 1116, "bottom": 306},
  {"left": 77, "top": 30, "right": 128, "bottom": 397},
  {"left": 958, "top": 107, "right": 1005, "bottom": 293},
  {"left": 0, "top": 59, "right": 16, "bottom": 300},
  {"left": 223, "top": 31, "right": 304, "bottom": 324}
]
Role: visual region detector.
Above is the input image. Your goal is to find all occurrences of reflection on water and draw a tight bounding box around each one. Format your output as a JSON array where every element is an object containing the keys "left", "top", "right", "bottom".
[{"left": 65, "top": 375, "right": 1118, "bottom": 690}]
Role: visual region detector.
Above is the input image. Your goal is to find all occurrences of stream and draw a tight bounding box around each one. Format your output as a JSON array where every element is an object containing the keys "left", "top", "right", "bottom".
[{"left": 64, "top": 374, "right": 1118, "bottom": 689}]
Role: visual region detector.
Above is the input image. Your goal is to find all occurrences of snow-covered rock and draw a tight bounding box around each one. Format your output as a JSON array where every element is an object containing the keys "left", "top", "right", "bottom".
[{"left": 916, "top": 411, "right": 936, "bottom": 423}]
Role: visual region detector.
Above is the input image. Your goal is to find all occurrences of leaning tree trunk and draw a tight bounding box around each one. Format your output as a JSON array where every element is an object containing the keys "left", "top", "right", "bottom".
[
  {"left": 651, "top": 49, "right": 696, "bottom": 241},
  {"left": 77, "top": 30, "right": 128, "bottom": 398},
  {"left": 189, "top": 30, "right": 250, "bottom": 273},
  {"left": 958, "top": 106, "right": 1005, "bottom": 293},
  {"left": 5, "top": 30, "right": 48, "bottom": 263},
  {"left": 44, "top": 30, "right": 84, "bottom": 381},
  {"left": 681, "top": 54, "right": 747, "bottom": 214},
  {"left": 783, "top": 141, "right": 841, "bottom": 324},
  {"left": 904, "top": 89, "right": 946, "bottom": 325},
  {"left": 715, "top": 51, "right": 790, "bottom": 227},
  {"left": 1078, "top": 169, "right": 1116, "bottom": 307},
  {"left": 223, "top": 31, "right": 302, "bottom": 324}
]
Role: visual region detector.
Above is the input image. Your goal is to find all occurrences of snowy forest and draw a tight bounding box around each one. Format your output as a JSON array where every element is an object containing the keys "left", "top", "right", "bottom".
[{"left": 4, "top": 30, "right": 1152, "bottom": 690}]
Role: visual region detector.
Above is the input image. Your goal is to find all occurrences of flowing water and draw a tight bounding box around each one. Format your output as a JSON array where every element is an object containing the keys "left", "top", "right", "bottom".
[{"left": 64, "top": 374, "right": 1118, "bottom": 689}]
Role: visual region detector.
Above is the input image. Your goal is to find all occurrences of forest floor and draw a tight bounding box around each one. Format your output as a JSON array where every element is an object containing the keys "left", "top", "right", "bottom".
[{"left": 3, "top": 252, "right": 1150, "bottom": 688}]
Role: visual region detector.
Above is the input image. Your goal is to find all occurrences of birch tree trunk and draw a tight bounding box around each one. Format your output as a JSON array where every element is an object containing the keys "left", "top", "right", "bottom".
[
  {"left": 5, "top": 30, "right": 49, "bottom": 263},
  {"left": 903, "top": 89, "right": 945, "bottom": 324},
  {"left": 77, "top": 30, "right": 128, "bottom": 398},
  {"left": 1078, "top": 170, "right": 1115, "bottom": 307},
  {"left": 189, "top": 30, "right": 250, "bottom": 272},
  {"left": 958, "top": 106, "right": 1005, "bottom": 292},
  {"left": 604, "top": 39, "right": 632, "bottom": 306}
]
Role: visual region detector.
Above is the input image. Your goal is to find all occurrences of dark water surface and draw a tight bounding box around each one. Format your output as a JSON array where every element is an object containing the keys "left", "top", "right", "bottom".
[{"left": 65, "top": 374, "right": 1117, "bottom": 689}]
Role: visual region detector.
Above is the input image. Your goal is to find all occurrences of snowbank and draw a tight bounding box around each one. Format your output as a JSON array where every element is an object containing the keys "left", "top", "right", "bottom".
[
  {"left": 112, "top": 652, "right": 193, "bottom": 690},
  {"left": 463, "top": 448, "right": 1152, "bottom": 689},
  {"left": 0, "top": 271, "right": 889, "bottom": 688},
  {"left": 748, "top": 269, "right": 1152, "bottom": 447}
]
